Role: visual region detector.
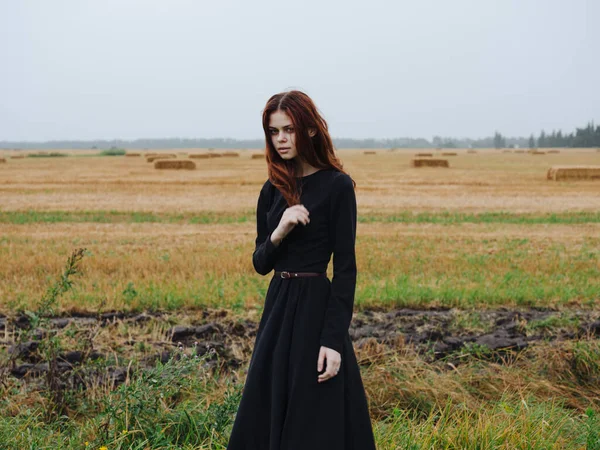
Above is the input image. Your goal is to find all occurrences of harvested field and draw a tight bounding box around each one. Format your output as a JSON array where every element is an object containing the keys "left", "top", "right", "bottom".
[
  {"left": 146, "top": 154, "right": 177, "bottom": 163},
  {"left": 415, "top": 153, "right": 433, "bottom": 157},
  {"left": 364, "top": 151, "right": 376, "bottom": 155},
  {"left": 208, "top": 153, "right": 223, "bottom": 158},
  {"left": 189, "top": 154, "right": 210, "bottom": 159},
  {"left": 514, "top": 150, "right": 525, "bottom": 153},
  {"left": 1, "top": 147, "right": 600, "bottom": 448},
  {"left": 10, "top": 155, "right": 24, "bottom": 159},
  {"left": 0, "top": 158, "right": 5, "bottom": 163},
  {"left": 125, "top": 153, "right": 141, "bottom": 157},
  {"left": 154, "top": 160, "right": 196, "bottom": 170},
  {"left": 411, "top": 158, "right": 449, "bottom": 167},
  {"left": 441, "top": 152, "right": 457, "bottom": 156},
  {"left": 547, "top": 150, "right": 560, "bottom": 154},
  {"left": 547, "top": 165, "right": 600, "bottom": 181},
  {"left": 251, "top": 153, "right": 265, "bottom": 159},
  {"left": 532, "top": 151, "right": 547, "bottom": 155},
  {"left": 503, "top": 150, "right": 512, "bottom": 153},
  {"left": 467, "top": 149, "right": 477, "bottom": 154},
  {"left": 222, "top": 152, "right": 240, "bottom": 157}
]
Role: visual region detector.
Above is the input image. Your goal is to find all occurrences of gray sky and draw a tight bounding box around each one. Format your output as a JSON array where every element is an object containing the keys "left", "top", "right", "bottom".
[{"left": 1, "top": 0, "right": 598, "bottom": 141}]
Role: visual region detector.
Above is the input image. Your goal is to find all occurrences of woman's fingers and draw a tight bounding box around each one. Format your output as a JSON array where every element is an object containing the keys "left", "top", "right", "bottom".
[
  {"left": 317, "top": 355, "right": 341, "bottom": 383},
  {"left": 317, "top": 364, "right": 339, "bottom": 382}
]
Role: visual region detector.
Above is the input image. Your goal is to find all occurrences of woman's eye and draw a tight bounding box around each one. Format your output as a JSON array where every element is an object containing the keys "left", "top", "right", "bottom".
[
  {"left": 285, "top": 128, "right": 294, "bottom": 133},
  {"left": 269, "top": 129, "right": 278, "bottom": 135}
]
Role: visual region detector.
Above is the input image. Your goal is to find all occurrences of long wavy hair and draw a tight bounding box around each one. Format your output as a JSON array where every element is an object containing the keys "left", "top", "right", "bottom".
[{"left": 262, "top": 90, "right": 354, "bottom": 205}]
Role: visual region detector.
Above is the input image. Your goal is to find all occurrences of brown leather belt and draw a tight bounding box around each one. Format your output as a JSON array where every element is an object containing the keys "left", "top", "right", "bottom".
[{"left": 274, "top": 271, "right": 326, "bottom": 279}]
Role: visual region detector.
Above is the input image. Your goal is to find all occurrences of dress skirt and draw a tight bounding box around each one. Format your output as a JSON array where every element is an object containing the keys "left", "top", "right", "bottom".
[{"left": 227, "top": 275, "right": 377, "bottom": 450}]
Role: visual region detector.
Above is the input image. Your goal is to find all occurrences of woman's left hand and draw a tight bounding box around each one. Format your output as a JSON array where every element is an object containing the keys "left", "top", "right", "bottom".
[{"left": 317, "top": 346, "right": 341, "bottom": 383}]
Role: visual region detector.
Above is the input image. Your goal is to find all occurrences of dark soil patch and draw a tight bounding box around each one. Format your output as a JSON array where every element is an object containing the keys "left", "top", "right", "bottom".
[{"left": 1, "top": 307, "right": 598, "bottom": 384}]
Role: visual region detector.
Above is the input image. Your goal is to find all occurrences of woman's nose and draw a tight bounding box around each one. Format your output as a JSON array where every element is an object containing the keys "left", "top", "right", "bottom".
[{"left": 277, "top": 132, "right": 287, "bottom": 142}]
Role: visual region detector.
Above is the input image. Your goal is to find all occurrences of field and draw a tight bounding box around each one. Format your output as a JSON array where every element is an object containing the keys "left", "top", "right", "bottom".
[{"left": 1, "top": 148, "right": 600, "bottom": 448}]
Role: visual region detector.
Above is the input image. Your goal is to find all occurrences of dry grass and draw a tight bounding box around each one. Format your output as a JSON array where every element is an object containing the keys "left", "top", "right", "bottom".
[
  {"left": 154, "top": 160, "right": 196, "bottom": 170},
  {"left": 547, "top": 165, "right": 600, "bottom": 181},
  {"left": 411, "top": 158, "right": 449, "bottom": 168},
  {"left": 2, "top": 219, "right": 597, "bottom": 312}
]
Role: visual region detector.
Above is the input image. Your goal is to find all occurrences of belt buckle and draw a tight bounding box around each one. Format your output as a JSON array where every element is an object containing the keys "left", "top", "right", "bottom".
[{"left": 280, "top": 271, "right": 291, "bottom": 279}]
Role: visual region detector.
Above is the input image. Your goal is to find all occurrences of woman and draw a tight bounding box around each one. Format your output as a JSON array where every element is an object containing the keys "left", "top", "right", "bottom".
[{"left": 227, "top": 90, "right": 376, "bottom": 450}]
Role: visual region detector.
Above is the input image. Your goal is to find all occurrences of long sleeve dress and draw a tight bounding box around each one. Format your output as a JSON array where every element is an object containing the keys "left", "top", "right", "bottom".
[{"left": 227, "top": 168, "right": 377, "bottom": 450}]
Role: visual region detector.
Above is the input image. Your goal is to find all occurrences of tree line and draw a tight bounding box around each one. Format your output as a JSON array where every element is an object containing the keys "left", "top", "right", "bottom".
[{"left": 2, "top": 121, "right": 598, "bottom": 150}]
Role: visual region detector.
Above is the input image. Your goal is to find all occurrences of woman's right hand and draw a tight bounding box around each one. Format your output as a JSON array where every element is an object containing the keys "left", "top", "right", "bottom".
[{"left": 272, "top": 205, "right": 310, "bottom": 243}]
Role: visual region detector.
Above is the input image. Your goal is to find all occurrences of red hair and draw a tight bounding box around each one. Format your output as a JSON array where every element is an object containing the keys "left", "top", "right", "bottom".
[{"left": 262, "top": 90, "right": 354, "bottom": 205}]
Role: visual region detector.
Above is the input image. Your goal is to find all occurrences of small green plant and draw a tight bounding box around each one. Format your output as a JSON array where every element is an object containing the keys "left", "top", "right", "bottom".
[
  {"left": 100, "top": 147, "right": 126, "bottom": 156},
  {"left": 94, "top": 346, "right": 241, "bottom": 447},
  {"left": 460, "top": 342, "right": 493, "bottom": 359},
  {"left": 0, "top": 248, "right": 88, "bottom": 421}
]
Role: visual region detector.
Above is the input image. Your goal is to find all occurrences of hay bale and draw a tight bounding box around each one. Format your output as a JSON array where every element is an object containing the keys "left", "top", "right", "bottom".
[
  {"left": 154, "top": 160, "right": 196, "bottom": 170},
  {"left": 10, "top": 155, "right": 24, "bottom": 159},
  {"left": 514, "top": 150, "right": 525, "bottom": 154},
  {"left": 363, "top": 151, "right": 376, "bottom": 155},
  {"left": 222, "top": 152, "right": 240, "bottom": 157},
  {"left": 531, "top": 151, "right": 546, "bottom": 155},
  {"left": 126, "top": 153, "right": 141, "bottom": 157},
  {"left": 547, "top": 150, "right": 560, "bottom": 154},
  {"left": 251, "top": 153, "right": 265, "bottom": 160},
  {"left": 147, "top": 154, "right": 176, "bottom": 163},
  {"left": 547, "top": 165, "right": 600, "bottom": 181},
  {"left": 189, "top": 154, "right": 210, "bottom": 159},
  {"left": 415, "top": 153, "right": 433, "bottom": 157},
  {"left": 411, "top": 158, "right": 449, "bottom": 168},
  {"left": 208, "top": 153, "right": 223, "bottom": 158},
  {"left": 0, "top": 158, "right": 6, "bottom": 163},
  {"left": 441, "top": 152, "right": 457, "bottom": 156}
]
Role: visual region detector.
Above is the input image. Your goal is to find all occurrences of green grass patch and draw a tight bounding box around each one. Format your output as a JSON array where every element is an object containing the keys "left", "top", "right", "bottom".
[
  {"left": 26, "top": 152, "right": 68, "bottom": 158},
  {"left": 2, "top": 210, "right": 600, "bottom": 225},
  {"left": 99, "top": 147, "right": 127, "bottom": 156}
]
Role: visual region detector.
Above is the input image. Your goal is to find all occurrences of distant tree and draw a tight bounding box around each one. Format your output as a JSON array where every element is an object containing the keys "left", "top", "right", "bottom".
[
  {"left": 538, "top": 130, "right": 547, "bottom": 148},
  {"left": 493, "top": 131, "right": 506, "bottom": 149},
  {"left": 528, "top": 134, "right": 536, "bottom": 148}
]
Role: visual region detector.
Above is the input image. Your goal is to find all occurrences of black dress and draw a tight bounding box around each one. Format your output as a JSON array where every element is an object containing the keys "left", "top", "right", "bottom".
[{"left": 227, "top": 168, "right": 377, "bottom": 450}]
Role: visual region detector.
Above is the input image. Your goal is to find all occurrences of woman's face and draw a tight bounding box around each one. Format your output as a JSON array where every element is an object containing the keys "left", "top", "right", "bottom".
[{"left": 268, "top": 110, "right": 298, "bottom": 160}]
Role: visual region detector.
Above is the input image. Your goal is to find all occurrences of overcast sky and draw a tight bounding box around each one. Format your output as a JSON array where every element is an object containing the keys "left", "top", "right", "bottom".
[{"left": 1, "top": 0, "right": 598, "bottom": 141}]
